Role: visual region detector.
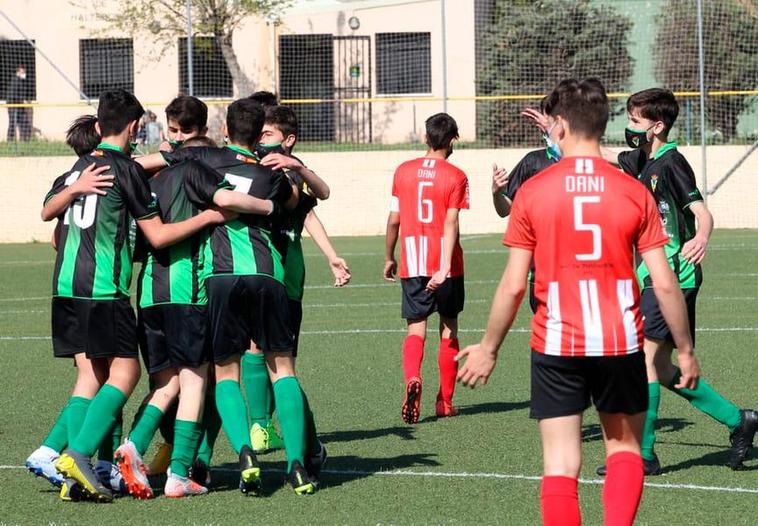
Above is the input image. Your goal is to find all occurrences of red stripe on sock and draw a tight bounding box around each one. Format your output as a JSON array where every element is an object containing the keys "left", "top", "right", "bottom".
[
  {"left": 437, "top": 338, "right": 459, "bottom": 404},
  {"left": 402, "top": 335, "right": 425, "bottom": 383},
  {"left": 541, "top": 476, "right": 580, "bottom": 526},
  {"left": 603, "top": 451, "right": 643, "bottom": 526}
]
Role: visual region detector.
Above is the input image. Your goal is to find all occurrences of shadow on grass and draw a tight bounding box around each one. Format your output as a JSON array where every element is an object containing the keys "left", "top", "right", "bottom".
[
  {"left": 660, "top": 450, "right": 758, "bottom": 474},
  {"left": 211, "top": 453, "right": 440, "bottom": 493},
  {"left": 319, "top": 426, "right": 417, "bottom": 443},
  {"left": 419, "top": 400, "right": 530, "bottom": 423},
  {"left": 582, "top": 417, "right": 696, "bottom": 443}
]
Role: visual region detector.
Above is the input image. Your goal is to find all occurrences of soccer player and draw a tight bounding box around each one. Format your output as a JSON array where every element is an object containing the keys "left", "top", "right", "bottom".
[
  {"left": 383, "top": 113, "right": 470, "bottom": 424},
  {"left": 42, "top": 89, "right": 231, "bottom": 502},
  {"left": 456, "top": 78, "right": 699, "bottom": 526},
  {"left": 242, "top": 105, "right": 348, "bottom": 481},
  {"left": 593, "top": 89, "right": 758, "bottom": 474}
]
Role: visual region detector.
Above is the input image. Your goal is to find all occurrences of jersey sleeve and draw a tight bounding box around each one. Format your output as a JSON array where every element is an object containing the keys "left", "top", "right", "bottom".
[
  {"left": 617, "top": 149, "right": 645, "bottom": 177},
  {"left": 504, "top": 155, "right": 533, "bottom": 201},
  {"left": 389, "top": 170, "right": 400, "bottom": 212},
  {"left": 636, "top": 189, "right": 670, "bottom": 253},
  {"left": 184, "top": 160, "right": 232, "bottom": 208},
  {"left": 668, "top": 154, "right": 704, "bottom": 210},
  {"left": 270, "top": 169, "right": 294, "bottom": 204},
  {"left": 160, "top": 146, "right": 200, "bottom": 166},
  {"left": 502, "top": 190, "right": 536, "bottom": 250},
  {"left": 44, "top": 172, "right": 69, "bottom": 205},
  {"left": 122, "top": 165, "right": 159, "bottom": 220},
  {"left": 447, "top": 171, "right": 470, "bottom": 210}
]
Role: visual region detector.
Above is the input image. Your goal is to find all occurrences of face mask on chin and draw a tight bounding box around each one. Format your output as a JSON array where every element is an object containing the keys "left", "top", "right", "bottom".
[
  {"left": 255, "top": 142, "right": 285, "bottom": 158},
  {"left": 625, "top": 125, "right": 654, "bottom": 149},
  {"left": 543, "top": 122, "right": 562, "bottom": 161}
]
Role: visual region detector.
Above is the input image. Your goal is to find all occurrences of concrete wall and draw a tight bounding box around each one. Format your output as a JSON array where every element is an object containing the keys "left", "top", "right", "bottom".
[{"left": 2, "top": 145, "right": 755, "bottom": 244}]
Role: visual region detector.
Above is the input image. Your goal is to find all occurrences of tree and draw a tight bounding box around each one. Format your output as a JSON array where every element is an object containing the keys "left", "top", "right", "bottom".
[
  {"left": 655, "top": 0, "right": 758, "bottom": 141},
  {"left": 476, "top": 0, "right": 634, "bottom": 147},
  {"left": 81, "top": 0, "right": 292, "bottom": 96}
]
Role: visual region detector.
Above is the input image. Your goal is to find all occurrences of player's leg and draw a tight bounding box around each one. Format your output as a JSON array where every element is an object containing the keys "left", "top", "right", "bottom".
[
  {"left": 435, "top": 275, "right": 465, "bottom": 418},
  {"left": 539, "top": 415, "right": 583, "bottom": 526},
  {"left": 400, "top": 277, "right": 434, "bottom": 424},
  {"left": 147, "top": 397, "right": 177, "bottom": 476},
  {"left": 192, "top": 373, "right": 219, "bottom": 486},
  {"left": 165, "top": 364, "right": 209, "bottom": 498},
  {"left": 243, "top": 342, "right": 280, "bottom": 453}
]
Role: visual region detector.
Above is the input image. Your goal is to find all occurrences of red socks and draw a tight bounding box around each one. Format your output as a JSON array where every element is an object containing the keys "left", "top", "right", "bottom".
[
  {"left": 437, "top": 338, "right": 459, "bottom": 404},
  {"left": 402, "top": 335, "right": 425, "bottom": 382},
  {"left": 541, "top": 476, "right": 580, "bottom": 526},
  {"left": 603, "top": 452, "right": 643, "bottom": 526}
]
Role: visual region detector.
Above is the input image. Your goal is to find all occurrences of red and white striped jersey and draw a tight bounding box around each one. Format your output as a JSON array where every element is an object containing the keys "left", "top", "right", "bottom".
[
  {"left": 503, "top": 157, "right": 669, "bottom": 357},
  {"left": 391, "top": 157, "right": 469, "bottom": 278}
]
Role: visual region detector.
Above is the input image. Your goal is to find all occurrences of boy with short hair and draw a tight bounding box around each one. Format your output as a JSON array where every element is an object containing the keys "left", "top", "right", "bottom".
[
  {"left": 384, "top": 113, "right": 470, "bottom": 423},
  {"left": 596, "top": 88, "right": 758, "bottom": 474},
  {"left": 42, "top": 89, "right": 230, "bottom": 502},
  {"left": 457, "top": 78, "right": 699, "bottom": 526}
]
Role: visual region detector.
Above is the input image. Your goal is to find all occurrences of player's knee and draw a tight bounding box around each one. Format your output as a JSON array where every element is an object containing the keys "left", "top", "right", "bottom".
[{"left": 542, "top": 454, "right": 581, "bottom": 478}]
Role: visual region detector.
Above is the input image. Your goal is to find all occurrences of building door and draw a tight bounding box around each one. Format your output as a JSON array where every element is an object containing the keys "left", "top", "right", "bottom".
[{"left": 333, "top": 36, "right": 372, "bottom": 144}]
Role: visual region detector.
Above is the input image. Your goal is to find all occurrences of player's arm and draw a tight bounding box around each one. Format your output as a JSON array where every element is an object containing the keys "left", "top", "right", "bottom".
[
  {"left": 137, "top": 210, "right": 231, "bottom": 250},
  {"left": 304, "top": 210, "right": 351, "bottom": 287},
  {"left": 641, "top": 246, "right": 700, "bottom": 389},
  {"left": 261, "top": 153, "right": 330, "bottom": 200},
  {"left": 51, "top": 221, "right": 60, "bottom": 251},
  {"left": 134, "top": 152, "right": 170, "bottom": 174},
  {"left": 426, "top": 208, "right": 460, "bottom": 291},
  {"left": 492, "top": 164, "right": 511, "bottom": 218},
  {"left": 600, "top": 146, "right": 620, "bottom": 166},
  {"left": 383, "top": 211, "right": 400, "bottom": 282},
  {"left": 456, "top": 247, "right": 532, "bottom": 387},
  {"left": 212, "top": 189, "right": 275, "bottom": 215},
  {"left": 41, "top": 164, "right": 112, "bottom": 221},
  {"left": 680, "top": 202, "right": 713, "bottom": 265}
]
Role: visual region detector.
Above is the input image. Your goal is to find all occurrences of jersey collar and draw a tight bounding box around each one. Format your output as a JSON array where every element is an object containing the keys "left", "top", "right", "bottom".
[
  {"left": 96, "top": 142, "right": 124, "bottom": 153},
  {"left": 653, "top": 141, "right": 677, "bottom": 160},
  {"left": 225, "top": 144, "right": 255, "bottom": 157}
]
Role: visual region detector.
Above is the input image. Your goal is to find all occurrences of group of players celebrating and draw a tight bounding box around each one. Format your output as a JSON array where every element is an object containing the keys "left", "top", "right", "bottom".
[
  {"left": 383, "top": 81, "right": 757, "bottom": 524},
  {"left": 26, "top": 89, "right": 350, "bottom": 501},
  {"left": 21, "top": 76, "right": 757, "bottom": 524}
]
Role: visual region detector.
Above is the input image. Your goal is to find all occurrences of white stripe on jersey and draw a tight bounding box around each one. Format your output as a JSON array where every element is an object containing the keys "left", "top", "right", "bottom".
[
  {"left": 574, "top": 158, "right": 594, "bottom": 175},
  {"left": 389, "top": 195, "right": 400, "bottom": 212},
  {"left": 422, "top": 159, "right": 436, "bottom": 168},
  {"left": 545, "top": 281, "right": 563, "bottom": 355},
  {"left": 579, "top": 279, "right": 604, "bottom": 356},
  {"left": 439, "top": 237, "right": 444, "bottom": 275},
  {"left": 405, "top": 236, "right": 418, "bottom": 277},
  {"left": 418, "top": 236, "right": 428, "bottom": 276},
  {"left": 616, "top": 279, "right": 639, "bottom": 353}
]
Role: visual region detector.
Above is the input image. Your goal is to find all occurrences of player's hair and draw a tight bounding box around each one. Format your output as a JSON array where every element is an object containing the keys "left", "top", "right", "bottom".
[
  {"left": 425, "top": 113, "right": 459, "bottom": 151},
  {"left": 165, "top": 95, "right": 208, "bottom": 129},
  {"left": 264, "top": 105, "right": 298, "bottom": 138},
  {"left": 248, "top": 91, "right": 279, "bottom": 108},
  {"left": 181, "top": 136, "right": 217, "bottom": 148},
  {"left": 627, "top": 88, "right": 679, "bottom": 133},
  {"left": 97, "top": 89, "right": 144, "bottom": 136},
  {"left": 544, "top": 78, "right": 608, "bottom": 139},
  {"left": 226, "top": 98, "right": 265, "bottom": 147},
  {"left": 66, "top": 115, "right": 100, "bottom": 157}
]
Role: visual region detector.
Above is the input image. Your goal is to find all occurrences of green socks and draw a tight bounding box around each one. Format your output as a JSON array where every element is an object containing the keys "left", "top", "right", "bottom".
[
  {"left": 641, "top": 382, "right": 661, "bottom": 461},
  {"left": 273, "top": 376, "right": 307, "bottom": 472},
  {"left": 302, "top": 390, "right": 320, "bottom": 457},
  {"left": 70, "top": 385, "right": 128, "bottom": 457},
  {"left": 66, "top": 396, "right": 91, "bottom": 445},
  {"left": 242, "top": 353, "right": 272, "bottom": 427},
  {"left": 170, "top": 420, "right": 202, "bottom": 478},
  {"left": 42, "top": 399, "right": 75, "bottom": 452},
  {"left": 98, "top": 411, "right": 123, "bottom": 461},
  {"left": 129, "top": 404, "right": 164, "bottom": 456},
  {"left": 668, "top": 369, "right": 742, "bottom": 432},
  {"left": 196, "top": 395, "right": 221, "bottom": 466},
  {"left": 215, "top": 380, "right": 251, "bottom": 454}
]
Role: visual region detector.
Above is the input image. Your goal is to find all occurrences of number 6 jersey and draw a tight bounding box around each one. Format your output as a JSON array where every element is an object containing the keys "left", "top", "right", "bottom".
[
  {"left": 45, "top": 143, "right": 158, "bottom": 300},
  {"left": 503, "top": 157, "right": 669, "bottom": 357},
  {"left": 390, "top": 157, "right": 469, "bottom": 279}
]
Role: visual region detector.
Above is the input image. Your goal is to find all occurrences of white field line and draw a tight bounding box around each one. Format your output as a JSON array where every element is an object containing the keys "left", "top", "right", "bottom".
[
  {"left": 3, "top": 327, "right": 758, "bottom": 341},
  {"left": 1, "top": 464, "right": 757, "bottom": 494}
]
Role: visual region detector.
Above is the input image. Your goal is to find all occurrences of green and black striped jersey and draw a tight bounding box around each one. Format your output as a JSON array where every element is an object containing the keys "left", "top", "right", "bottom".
[
  {"left": 46, "top": 143, "right": 158, "bottom": 300},
  {"left": 163, "top": 145, "right": 294, "bottom": 281},
  {"left": 618, "top": 143, "right": 705, "bottom": 289},
  {"left": 138, "top": 159, "right": 231, "bottom": 308}
]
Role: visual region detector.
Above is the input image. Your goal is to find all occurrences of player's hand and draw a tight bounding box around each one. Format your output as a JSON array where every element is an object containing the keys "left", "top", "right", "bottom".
[
  {"left": 159, "top": 140, "right": 173, "bottom": 152},
  {"left": 70, "top": 163, "right": 113, "bottom": 196},
  {"left": 455, "top": 343, "right": 498, "bottom": 388},
  {"left": 681, "top": 235, "right": 708, "bottom": 265},
  {"left": 204, "top": 206, "right": 238, "bottom": 224},
  {"left": 492, "top": 163, "right": 509, "bottom": 195},
  {"left": 426, "top": 269, "right": 448, "bottom": 291},
  {"left": 675, "top": 350, "right": 701, "bottom": 390},
  {"left": 521, "top": 107, "right": 549, "bottom": 134},
  {"left": 261, "top": 153, "right": 302, "bottom": 172},
  {"left": 330, "top": 256, "right": 351, "bottom": 287},
  {"left": 383, "top": 259, "right": 397, "bottom": 282}
]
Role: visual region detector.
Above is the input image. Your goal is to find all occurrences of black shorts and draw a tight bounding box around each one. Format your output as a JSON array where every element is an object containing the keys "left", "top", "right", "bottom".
[
  {"left": 289, "top": 299, "right": 303, "bottom": 357},
  {"left": 52, "top": 297, "right": 138, "bottom": 359},
  {"left": 401, "top": 276, "right": 465, "bottom": 320},
  {"left": 640, "top": 287, "right": 697, "bottom": 346},
  {"left": 137, "top": 304, "right": 211, "bottom": 374},
  {"left": 206, "top": 275, "right": 295, "bottom": 363},
  {"left": 530, "top": 350, "right": 648, "bottom": 419}
]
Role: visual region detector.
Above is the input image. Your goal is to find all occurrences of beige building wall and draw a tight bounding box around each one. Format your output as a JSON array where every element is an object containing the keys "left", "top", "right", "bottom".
[{"left": 4, "top": 145, "right": 756, "bottom": 244}]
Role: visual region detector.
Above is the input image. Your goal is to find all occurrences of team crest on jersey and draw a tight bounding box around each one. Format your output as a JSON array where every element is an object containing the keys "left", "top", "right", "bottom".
[
  {"left": 236, "top": 154, "right": 257, "bottom": 164},
  {"left": 650, "top": 174, "right": 658, "bottom": 192},
  {"left": 91, "top": 150, "right": 105, "bottom": 157}
]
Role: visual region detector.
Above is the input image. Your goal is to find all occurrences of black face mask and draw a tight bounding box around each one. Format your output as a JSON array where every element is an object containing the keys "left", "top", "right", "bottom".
[
  {"left": 254, "top": 142, "right": 285, "bottom": 159},
  {"left": 625, "top": 126, "right": 653, "bottom": 149},
  {"left": 168, "top": 139, "right": 183, "bottom": 151}
]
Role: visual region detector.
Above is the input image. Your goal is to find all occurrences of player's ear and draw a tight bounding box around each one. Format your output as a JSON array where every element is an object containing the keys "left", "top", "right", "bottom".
[
  {"left": 653, "top": 120, "right": 666, "bottom": 136},
  {"left": 221, "top": 123, "right": 228, "bottom": 140},
  {"left": 200, "top": 126, "right": 208, "bottom": 137},
  {"left": 94, "top": 120, "right": 102, "bottom": 137},
  {"left": 284, "top": 133, "right": 297, "bottom": 149}
]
